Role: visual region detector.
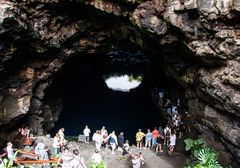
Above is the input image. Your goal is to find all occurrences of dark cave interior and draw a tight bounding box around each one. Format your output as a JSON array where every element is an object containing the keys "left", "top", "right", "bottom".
[{"left": 44, "top": 48, "right": 185, "bottom": 143}]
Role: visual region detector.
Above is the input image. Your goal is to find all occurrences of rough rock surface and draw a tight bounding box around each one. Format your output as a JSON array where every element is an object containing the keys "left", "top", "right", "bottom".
[{"left": 0, "top": 0, "right": 239, "bottom": 166}]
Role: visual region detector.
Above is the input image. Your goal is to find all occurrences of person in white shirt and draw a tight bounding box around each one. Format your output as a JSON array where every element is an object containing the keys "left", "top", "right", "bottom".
[
  {"left": 92, "top": 130, "right": 102, "bottom": 150},
  {"left": 168, "top": 132, "right": 177, "bottom": 155},
  {"left": 35, "top": 139, "right": 46, "bottom": 159},
  {"left": 100, "top": 126, "right": 108, "bottom": 148},
  {"left": 58, "top": 128, "right": 65, "bottom": 151},
  {"left": 132, "top": 154, "right": 141, "bottom": 168},
  {"left": 83, "top": 125, "right": 91, "bottom": 143},
  {"left": 72, "top": 149, "right": 87, "bottom": 168},
  {"left": 91, "top": 150, "right": 102, "bottom": 164},
  {"left": 6, "top": 142, "right": 15, "bottom": 160},
  {"left": 106, "top": 131, "right": 118, "bottom": 154},
  {"left": 53, "top": 133, "right": 60, "bottom": 156}
]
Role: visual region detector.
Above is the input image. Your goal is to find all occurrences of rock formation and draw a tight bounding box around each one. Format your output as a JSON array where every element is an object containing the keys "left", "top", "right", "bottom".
[{"left": 0, "top": 0, "right": 239, "bottom": 166}]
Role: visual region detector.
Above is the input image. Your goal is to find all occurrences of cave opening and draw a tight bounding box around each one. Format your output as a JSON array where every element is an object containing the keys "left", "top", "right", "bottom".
[{"left": 43, "top": 48, "right": 180, "bottom": 143}]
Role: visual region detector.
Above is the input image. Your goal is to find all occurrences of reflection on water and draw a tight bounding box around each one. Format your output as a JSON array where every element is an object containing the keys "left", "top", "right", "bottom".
[{"left": 104, "top": 74, "right": 143, "bottom": 92}]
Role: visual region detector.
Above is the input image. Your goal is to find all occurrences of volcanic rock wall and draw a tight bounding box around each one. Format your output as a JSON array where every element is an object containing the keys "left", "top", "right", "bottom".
[{"left": 0, "top": 0, "right": 239, "bottom": 166}]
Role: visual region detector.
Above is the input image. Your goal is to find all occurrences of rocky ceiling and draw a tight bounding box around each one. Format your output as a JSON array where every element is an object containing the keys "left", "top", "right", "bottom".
[{"left": 0, "top": 0, "right": 240, "bottom": 166}]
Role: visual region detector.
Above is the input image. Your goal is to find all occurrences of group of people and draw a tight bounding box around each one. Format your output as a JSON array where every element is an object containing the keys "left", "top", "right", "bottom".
[
  {"left": 135, "top": 126, "right": 176, "bottom": 155},
  {"left": 83, "top": 126, "right": 126, "bottom": 155},
  {"left": 57, "top": 147, "right": 87, "bottom": 168},
  {"left": 1, "top": 104, "right": 192, "bottom": 168}
]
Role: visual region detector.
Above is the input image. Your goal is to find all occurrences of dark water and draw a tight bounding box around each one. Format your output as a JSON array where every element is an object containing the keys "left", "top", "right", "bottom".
[{"left": 51, "top": 54, "right": 165, "bottom": 143}]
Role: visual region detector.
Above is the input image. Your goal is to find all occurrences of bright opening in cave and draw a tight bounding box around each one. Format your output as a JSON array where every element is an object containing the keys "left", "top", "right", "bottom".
[{"left": 104, "top": 74, "right": 143, "bottom": 92}]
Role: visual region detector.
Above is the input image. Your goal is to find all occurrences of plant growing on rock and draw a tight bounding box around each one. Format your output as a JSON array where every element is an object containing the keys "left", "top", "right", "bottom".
[
  {"left": 185, "top": 148, "right": 223, "bottom": 168},
  {"left": 184, "top": 138, "right": 224, "bottom": 168},
  {"left": 197, "top": 148, "right": 222, "bottom": 168},
  {"left": 184, "top": 138, "right": 204, "bottom": 158}
]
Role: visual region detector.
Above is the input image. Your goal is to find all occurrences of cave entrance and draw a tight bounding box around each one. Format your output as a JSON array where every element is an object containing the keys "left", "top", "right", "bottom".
[{"left": 45, "top": 49, "right": 168, "bottom": 143}]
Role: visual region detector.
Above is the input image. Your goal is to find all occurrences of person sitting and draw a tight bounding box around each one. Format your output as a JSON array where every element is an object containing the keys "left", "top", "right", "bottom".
[
  {"left": 42, "top": 146, "right": 50, "bottom": 168},
  {"left": 19, "top": 126, "right": 30, "bottom": 138},
  {"left": 34, "top": 139, "right": 45, "bottom": 159},
  {"left": 122, "top": 140, "right": 131, "bottom": 156}
]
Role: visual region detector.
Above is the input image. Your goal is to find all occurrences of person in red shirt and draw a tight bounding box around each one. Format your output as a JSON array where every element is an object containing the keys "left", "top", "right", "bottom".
[{"left": 151, "top": 127, "right": 159, "bottom": 147}]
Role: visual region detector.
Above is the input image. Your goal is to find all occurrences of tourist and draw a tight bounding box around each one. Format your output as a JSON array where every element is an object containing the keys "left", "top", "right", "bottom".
[
  {"left": 158, "top": 126, "right": 164, "bottom": 136},
  {"left": 91, "top": 149, "right": 102, "bottom": 165},
  {"left": 72, "top": 149, "right": 87, "bottom": 168},
  {"left": 168, "top": 132, "right": 177, "bottom": 155},
  {"left": 122, "top": 140, "right": 131, "bottom": 156},
  {"left": 172, "top": 105, "right": 178, "bottom": 119},
  {"left": 155, "top": 134, "right": 164, "bottom": 153},
  {"left": 18, "top": 125, "right": 30, "bottom": 138},
  {"left": 6, "top": 142, "right": 15, "bottom": 160},
  {"left": 34, "top": 139, "right": 46, "bottom": 159},
  {"left": 92, "top": 130, "right": 102, "bottom": 151},
  {"left": 179, "top": 118, "right": 185, "bottom": 139},
  {"left": 165, "top": 99, "right": 172, "bottom": 116},
  {"left": 131, "top": 153, "right": 141, "bottom": 168},
  {"left": 117, "top": 132, "right": 125, "bottom": 149},
  {"left": 164, "top": 125, "right": 171, "bottom": 145},
  {"left": 138, "top": 151, "right": 145, "bottom": 165},
  {"left": 53, "top": 133, "right": 61, "bottom": 157},
  {"left": 58, "top": 147, "right": 75, "bottom": 168},
  {"left": 185, "top": 112, "right": 193, "bottom": 133},
  {"left": 106, "top": 131, "right": 118, "bottom": 154},
  {"left": 145, "top": 129, "right": 152, "bottom": 149},
  {"left": 83, "top": 125, "right": 91, "bottom": 144},
  {"left": 100, "top": 126, "right": 108, "bottom": 148},
  {"left": 158, "top": 89, "right": 165, "bottom": 106},
  {"left": 58, "top": 128, "right": 66, "bottom": 151},
  {"left": 136, "top": 129, "right": 145, "bottom": 149},
  {"left": 42, "top": 146, "right": 50, "bottom": 168},
  {"left": 151, "top": 127, "right": 159, "bottom": 147}
]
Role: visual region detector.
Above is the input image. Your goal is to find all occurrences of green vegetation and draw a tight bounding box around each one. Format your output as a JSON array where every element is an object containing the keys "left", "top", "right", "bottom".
[
  {"left": 128, "top": 74, "right": 142, "bottom": 82},
  {"left": 184, "top": 138, "right": 225, "bottom": 168},
  {"left": 184, "top": 138, "right": 204, "bottom": 158},
  {"left": 0, "top": 150, "right": 19, "bottom": 168},
  {"left": 88, "top": 161, "right": 106, "bottom": 168}
]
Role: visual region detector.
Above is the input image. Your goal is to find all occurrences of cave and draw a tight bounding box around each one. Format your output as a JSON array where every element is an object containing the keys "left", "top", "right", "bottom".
[
  {"left": 0, "top": 0, "right": 240, "bottom": 167},
  {"left": 42, "top": 47, "right": 186, "bottom": 143},
  {"left": 44, "top": 49, "right": 170, "bottom": 143}
]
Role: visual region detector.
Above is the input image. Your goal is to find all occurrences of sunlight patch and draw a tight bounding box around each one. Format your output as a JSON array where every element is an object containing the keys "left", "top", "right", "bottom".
[{"left": 104, "top": 74, "right": 142, "bottom": 92}]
